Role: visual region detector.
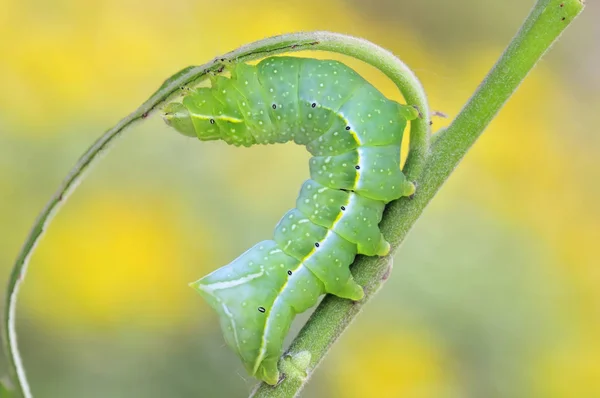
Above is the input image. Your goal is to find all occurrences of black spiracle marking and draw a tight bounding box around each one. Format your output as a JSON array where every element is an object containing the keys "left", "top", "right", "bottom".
[
  {"left": 355, "top": 165, "right": 361, "bottom": 170},
  {"left": 340, "top": 206, "right": 346, "bottom": 211},
  {"left": 210, "top": 119, "right": 215, "bottom": 124},
  {"left": 315, "top": 242, "right": 320, "bottom": 248},
  {"left": 258, "top": 307, "right": 266, "bottom": 313},
  {"left": 272, "top": 104, "right": 277, "bottom": 109},
  {"left": 345, "top": 126, "right": 351, "bottom": 130},
  {"left": 311, "top": 103, "right": 316, "bottom": 108},
  {"left": 287, "top": 270, "right": 292, "bottom": 276}
]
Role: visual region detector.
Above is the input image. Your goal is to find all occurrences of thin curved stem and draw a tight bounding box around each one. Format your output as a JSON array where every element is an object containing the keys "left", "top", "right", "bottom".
[
  {"left": 250, "top": 1, "right": 584, "bottom": 397},
  {"left": 2, "top": 32, "right": 429, "bottom": 397}
]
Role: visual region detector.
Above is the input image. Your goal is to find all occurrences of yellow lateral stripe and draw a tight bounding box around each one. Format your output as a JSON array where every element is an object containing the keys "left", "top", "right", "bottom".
[
  {"left": 254, "top": 195, "right": 352, "bottom": 374},
  {"left": 353, "top": 151, "right": 361, "bottom": 190},
  {"left": 253, "top": 258, "right": 305, "bottom": 375},
  {"left": 353, "top": 171, "right": 361, "bottom": 190},
  {"left": 331, "top": 208, "right": 345, "bottom": 225},
  {"left": 314, "top": 103, "right": 362, "bottom": 146},
  {"left": 191, "top": 114, "right": 243, "bottom": 123},
  {"left": 311, "top": 103, "right": 362, "bottom": 188},
  {"left": 349, "top": 130, "right": 361, "bottom": 146}
]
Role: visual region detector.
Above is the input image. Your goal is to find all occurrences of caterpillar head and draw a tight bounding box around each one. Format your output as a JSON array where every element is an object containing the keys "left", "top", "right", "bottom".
[
  {"left": 163, "top": 101, "right": 224, "bottom": 142},
  {"left": 162, "top": 102, "right": 197, "bottom": 138}
]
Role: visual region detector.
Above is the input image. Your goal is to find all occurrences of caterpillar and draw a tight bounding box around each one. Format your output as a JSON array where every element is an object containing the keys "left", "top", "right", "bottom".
[{"left": 162, "top": 56, "right": 418, "bottom": 385}]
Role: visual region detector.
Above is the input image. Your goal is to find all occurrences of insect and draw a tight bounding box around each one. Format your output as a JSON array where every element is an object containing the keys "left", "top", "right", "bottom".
[{"left": 162, "top": 56, "right": 418, "bottom": 385}]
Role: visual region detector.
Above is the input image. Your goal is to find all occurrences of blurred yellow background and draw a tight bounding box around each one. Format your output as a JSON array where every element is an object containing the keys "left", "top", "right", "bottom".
[{"left": 0, "top": 0, "right": 598, "bottom": 396}]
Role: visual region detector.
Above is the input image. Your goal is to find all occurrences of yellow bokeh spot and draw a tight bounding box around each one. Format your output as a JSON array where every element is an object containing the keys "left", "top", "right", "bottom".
[
  {"left": 22, "top": 193, "right": 209, "bottom": 330},
  {"left": 534, "top": 333, "right": 600, "bottom": 398},
  {"left": 333, "top": 330, "right": 454, "bottom": 397}
]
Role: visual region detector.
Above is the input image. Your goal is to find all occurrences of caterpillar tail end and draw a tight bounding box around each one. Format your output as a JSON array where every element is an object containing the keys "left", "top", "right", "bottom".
[{"left": 187, "top": 278, "right": 220, "bottom": 310}]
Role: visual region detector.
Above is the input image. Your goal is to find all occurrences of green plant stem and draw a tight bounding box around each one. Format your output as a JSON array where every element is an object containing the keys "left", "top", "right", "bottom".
[
  {"left": 250, "top": 1, "right": 584, "bottom": 397},
  {"left": 2, "top": 33, "right": 430, "bottom": 397}
]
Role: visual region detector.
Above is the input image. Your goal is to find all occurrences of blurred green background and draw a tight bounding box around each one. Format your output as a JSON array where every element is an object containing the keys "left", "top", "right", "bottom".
[{"left": 0, "top": 0, "right": 598, "bottom": 397}]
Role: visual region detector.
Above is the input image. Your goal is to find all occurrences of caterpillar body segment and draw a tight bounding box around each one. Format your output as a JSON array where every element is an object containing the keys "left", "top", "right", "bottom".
[{"left": 163, "top": 56, "right": 417, "bottom": 384}]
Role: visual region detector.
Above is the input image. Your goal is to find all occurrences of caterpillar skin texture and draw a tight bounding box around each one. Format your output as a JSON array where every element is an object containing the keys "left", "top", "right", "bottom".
[{"left": 162, "top": 56, "right": 417, "bottom": 385}]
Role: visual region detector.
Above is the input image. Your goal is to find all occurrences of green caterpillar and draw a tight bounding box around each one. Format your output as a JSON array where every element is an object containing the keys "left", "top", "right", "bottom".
[{"left": 162, "top": 56, "right": 418, "bottom": 385}]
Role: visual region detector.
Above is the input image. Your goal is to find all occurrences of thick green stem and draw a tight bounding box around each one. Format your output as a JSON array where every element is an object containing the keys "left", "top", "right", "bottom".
[
  {"left": 250, "top": 1, "right": 584, "bottom": 397},
  {"left": 2, "top": 33, "right": 429, "bottom": 397}
]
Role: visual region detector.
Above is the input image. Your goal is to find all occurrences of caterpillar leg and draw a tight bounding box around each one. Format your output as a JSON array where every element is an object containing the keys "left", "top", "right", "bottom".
[{"left": 367, "top": 235, "right": 391, "bottom": 257}]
